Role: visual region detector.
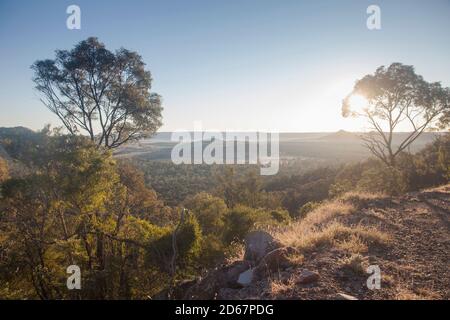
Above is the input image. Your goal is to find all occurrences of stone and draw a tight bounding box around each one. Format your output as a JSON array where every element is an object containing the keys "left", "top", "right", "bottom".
[
  {"left": 181, "top": 261, "right": 251, "bottom": 298},
  {"left": 224, "top": 261, "right": 251, "bottom": 288},
  {"left": 244, "top": 230, "right": 281, "bottom": 264},
  {"left": 254, "top": 246, "right": 299, "bottom": 277},
  {"left": 336, "top": 293, "right": 358, "bottom": 300},
  {"left": 297, "top": 269, "right": 320, "bottom": 284},
  {"left": 237, "top": 269, "right": 254, "bottom": 287}
]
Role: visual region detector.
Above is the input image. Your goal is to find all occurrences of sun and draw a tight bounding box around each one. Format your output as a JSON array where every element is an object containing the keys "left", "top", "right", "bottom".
[{"left": 348, "top": 94, "right": 369, "bottom": 113}]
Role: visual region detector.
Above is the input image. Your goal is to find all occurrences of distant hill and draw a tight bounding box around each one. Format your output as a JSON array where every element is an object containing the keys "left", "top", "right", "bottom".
[
  {"left": 0, "top": 126, "right": 42, "bottom": 160},
  {"left": 0, "top": 126, "right": 37, "bottom": 138},
  {"left": 318, "top": 130, "right": 361, "bottom": 141},
  {"left": 116, "top": 130, "right": 444, "bottom": 162}
]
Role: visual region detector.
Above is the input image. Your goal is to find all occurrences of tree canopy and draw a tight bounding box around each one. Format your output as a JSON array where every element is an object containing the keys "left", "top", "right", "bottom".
[
  {"left": 32, "top": 37, "right": 162, "bottom": 149},
  {"left": 342, "top": 63, "right": 449, "bottom": 166}
]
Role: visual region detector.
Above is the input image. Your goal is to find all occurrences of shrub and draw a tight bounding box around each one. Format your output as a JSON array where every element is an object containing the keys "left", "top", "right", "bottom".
[
  {"left": 270, "top": 209, "right": 291, "bottom": 223},
  {"left": 296, "top": 201, "right": 320, "bottom": 219}
]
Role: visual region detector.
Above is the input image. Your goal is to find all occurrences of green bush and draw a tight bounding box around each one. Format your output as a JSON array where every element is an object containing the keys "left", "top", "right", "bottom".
[
  {"left": 145, "top": 214, "right": 202, "bottom": 271},
  {"left": 270, "top": 208, "right": 291, "bottom": 223}
]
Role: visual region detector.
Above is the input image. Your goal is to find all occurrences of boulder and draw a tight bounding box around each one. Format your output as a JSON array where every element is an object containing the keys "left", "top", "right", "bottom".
[
  {"left": 296, "top": 269, "right": 320, "bottom": 284},
  {"left": 244, "top": 231, "right": 282, "bottom": 264},
  {"left": 254, "top": 246, "right": 299, "bottom": 278},
  {"left": 237, "top": 269, "right": 254, "bottom": 287}
]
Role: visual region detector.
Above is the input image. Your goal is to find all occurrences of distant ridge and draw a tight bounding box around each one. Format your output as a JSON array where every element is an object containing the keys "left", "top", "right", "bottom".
[
  {"left": 0, "top": 126, "right": 36, "bottom": 137},
  {"left": 318, "top": 130, "right": 360, "bottom": 141}
]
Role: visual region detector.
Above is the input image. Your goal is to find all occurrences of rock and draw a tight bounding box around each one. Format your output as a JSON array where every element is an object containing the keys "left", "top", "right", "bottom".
[
  {"left": 224, "top": 261, "right": 251, "bottom": 288},
  {"left": 182, "top": 261, "right": 251, "bottom": 298},
  {"left": 254, "top": 246, "right": 299, "bottom": 278},
  {"left": 297, "top": 269, "right": 320, "bottom": 284},
  {"left": 336, "top": 293, "right": 358, "bottom": 300},
  {"left": 237, "top": 269, "right": 254, "bottom": 287},
  {"left": 244, "top": 231, "right": 282, "bottom": 264}
]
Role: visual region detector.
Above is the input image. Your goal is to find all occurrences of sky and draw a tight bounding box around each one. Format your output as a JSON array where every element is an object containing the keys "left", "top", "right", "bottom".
[{"left": 0, "top": 0, "right": 449, "bottom": 132}]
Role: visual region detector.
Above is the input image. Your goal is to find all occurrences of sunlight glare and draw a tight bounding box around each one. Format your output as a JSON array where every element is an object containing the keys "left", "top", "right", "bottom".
[{"left": 348, "top": 94, "right": 368, "bottom": 113}]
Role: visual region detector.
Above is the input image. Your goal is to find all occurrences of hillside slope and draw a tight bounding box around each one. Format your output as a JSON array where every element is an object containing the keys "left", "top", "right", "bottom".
[
  {"left": 270, "top": 185, "right": 449, "bottom": 300},
  {"left": 183, "top": 185, "right": 449, "bottom": 300}
]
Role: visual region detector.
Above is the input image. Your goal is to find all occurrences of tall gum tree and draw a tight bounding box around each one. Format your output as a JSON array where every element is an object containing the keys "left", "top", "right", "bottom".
[
  {"left": 342, "top": 63, "right": 450, "bottom": 167},
  {"left": 32, "top": 37, "right": 163, "bottom": 149}
]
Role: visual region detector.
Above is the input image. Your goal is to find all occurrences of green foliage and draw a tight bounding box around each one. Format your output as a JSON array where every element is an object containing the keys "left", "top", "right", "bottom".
[
  {"left": 330, "top": 134, "right": 450, "bottom": 196},
  {"left": 412, "top": 134, "right": 450, "bottom": 186},
  {"left": 356, "top": 164, "right": 408, "bottom": 195},
  {"left": 270, "top": 209, "right": 291, "bottom": 223},
  {"left": 267, "top": 167, "right": 337, "bottom": 215},
  {"left": 32, "top": 38, "right": 162, "bottom": 149},
  {"left": 145, "top": 213, "right": 202, "bottom": 271},
  {"left": 183, "top": 192, "right": 227, "bottom": 235},
  {"left": 223, "top": 205, "right": 289, "bottom": 244},
  {"left": 0, "top": 132, "right": 201, "bottom": 299},
  {"left": 135, "top": 160, "right": 219, "bottom": 206},
  {"left": 223, "top": 205, "right": 258, "bottom": 243}
]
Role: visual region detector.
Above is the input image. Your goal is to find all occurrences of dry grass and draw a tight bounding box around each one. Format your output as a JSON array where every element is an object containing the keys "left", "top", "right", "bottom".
[
  {"left": 301, "top": 201, "right": 355, "bottom": 226},
  {"left": 339, "top": 253, "right": 367, "bottom": 275},
  {"left": 288, "top": 222, "right": 389, "bottom": 253},
  {"left": 224, "top": 241, "right": 245, "bottom": 264},
  {"left": 338, "top": 191, "right": 386, "bottom": 204},
  {"left": 336, "top": 234, "right": 369, "bottom": 254},
  {"left": 274, "top": 193, "right": 390, "bottom": 255},
  {"left": 268, "top": 276, "right": 296, "bottom": 296},
  {"left": 274, "top": 201, "right": 353, "bottom": 245},
  {"left": 286, "top": 253, "right": 304, "bottom": 266}
]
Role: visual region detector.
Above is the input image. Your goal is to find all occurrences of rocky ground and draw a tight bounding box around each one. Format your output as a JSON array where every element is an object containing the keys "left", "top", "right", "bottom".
[{"left": 174, "top": 185, "right": 449, "bottom": 300}]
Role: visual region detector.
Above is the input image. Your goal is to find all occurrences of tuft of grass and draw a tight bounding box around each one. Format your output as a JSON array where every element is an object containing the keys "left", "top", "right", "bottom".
[
  {"left": 336, "top": 234, "right": 369, "bottom": 254},
  {"left": 268, "top": 276, "right": 295, "bottom": 296},
  {"left": 339, "top": 253, "right": 367, "bottom": 275}
]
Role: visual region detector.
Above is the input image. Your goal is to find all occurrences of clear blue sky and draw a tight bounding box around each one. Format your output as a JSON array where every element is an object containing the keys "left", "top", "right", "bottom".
[{"left": 1, "top": 0, "right": 449, "bottom": 132}]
